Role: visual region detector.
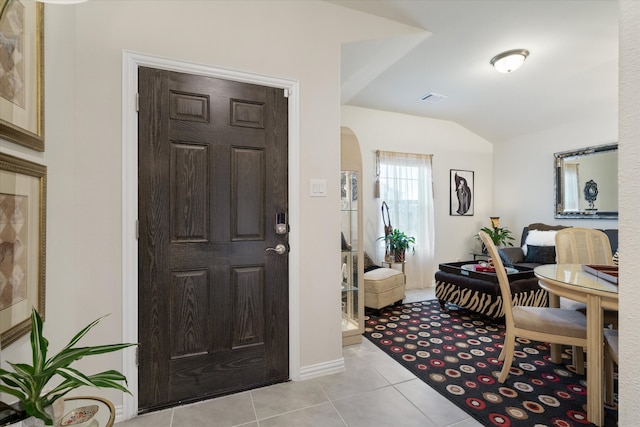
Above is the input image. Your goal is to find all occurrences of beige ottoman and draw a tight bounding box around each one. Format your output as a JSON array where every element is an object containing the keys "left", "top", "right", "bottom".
[{"left": 363, "top": 268, "right": 405, "bottom": 309}]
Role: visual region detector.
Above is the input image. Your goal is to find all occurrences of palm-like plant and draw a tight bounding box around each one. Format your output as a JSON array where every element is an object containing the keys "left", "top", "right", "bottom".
[
  {"left": 478, "top": 225, "right": 515, "bottom": 247},
  {"left": 379, "top": 228, "right": 416, "bottom": 262},
  {"left": 0, "top": 309, "right": 137, "bottom": 425}
]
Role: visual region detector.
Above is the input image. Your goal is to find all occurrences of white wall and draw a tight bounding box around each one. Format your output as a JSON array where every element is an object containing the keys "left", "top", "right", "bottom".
[
  {"left": 493, "top": 112, "right": 619, "bottom": 236},
  {"left": 0, "top": 0, "right": 420, "bottom": 414},
  {"left": 618, "top": 1, "right": 640, "bottom": 423},
  {"left": 341, "top": 106, "right": 494, "bottom": 277}
]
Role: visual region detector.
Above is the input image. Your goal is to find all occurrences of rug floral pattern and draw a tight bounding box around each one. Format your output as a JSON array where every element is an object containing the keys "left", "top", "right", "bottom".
[{"left": 363, "top": 300, "right": 617, "bottom": 427}]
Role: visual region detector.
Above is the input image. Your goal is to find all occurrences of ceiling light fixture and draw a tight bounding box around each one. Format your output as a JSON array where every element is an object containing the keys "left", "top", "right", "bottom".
[
  {"left": 490, "top": 49, "right": 529, "bottom": 73},
  {"left": 37, "top": 0, "right": 88, "bottom": 4}
]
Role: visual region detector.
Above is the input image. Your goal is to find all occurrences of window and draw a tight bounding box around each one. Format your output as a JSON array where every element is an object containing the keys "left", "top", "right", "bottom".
[
  {"left": 377, "top": 151, "right": 435, "bottom": 288},
  {"left": 563, "top": 164, "right": 580, "bottom": 212}
]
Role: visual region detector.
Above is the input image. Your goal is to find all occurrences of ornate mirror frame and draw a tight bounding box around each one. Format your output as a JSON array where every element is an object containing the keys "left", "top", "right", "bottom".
[{"left": 554, "top": 143, "right": 618, "bottom": 219}]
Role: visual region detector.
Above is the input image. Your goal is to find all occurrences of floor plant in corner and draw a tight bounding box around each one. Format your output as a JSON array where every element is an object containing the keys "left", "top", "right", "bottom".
[{"left": 0, "top": 309, "right": 137, "bottom": 426}]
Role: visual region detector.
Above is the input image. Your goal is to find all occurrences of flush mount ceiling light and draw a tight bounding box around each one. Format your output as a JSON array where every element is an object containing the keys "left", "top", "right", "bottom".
[
  {"left": 490, "top": 49, "right": 530, "bottom": 73},
  {"left": 37, "top": 0, "right": 87, "bottom": 3}
]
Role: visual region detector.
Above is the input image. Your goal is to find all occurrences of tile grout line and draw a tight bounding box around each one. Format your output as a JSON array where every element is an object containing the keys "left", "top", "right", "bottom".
[
  {"left": 248, "top": 389, "right": 260, "bottom": 427},
  {"left": 315, "top": 378, "right": 350, "bottom": 427}
]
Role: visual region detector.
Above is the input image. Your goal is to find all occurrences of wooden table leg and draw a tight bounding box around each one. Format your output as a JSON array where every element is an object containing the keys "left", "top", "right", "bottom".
[
  {"left": 547, "top": 291, "right": 563, "bottom": 363},
  {"left": 586, "top": 294, "right": 604, "bottom": 427}
]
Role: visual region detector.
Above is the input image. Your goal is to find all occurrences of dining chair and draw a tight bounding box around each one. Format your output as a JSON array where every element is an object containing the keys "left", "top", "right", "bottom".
[
  {"left": 604, "top": 328, "right": 618, "bottom": 406},
  {"left": 555, "top": 228, "right": 614, "bottom": 265},
  {"left": 478, "top": 231, "right": 588, "bottom": 383},
  {"left": 555, "top": 227, "right": 617, "bottom": 374}
]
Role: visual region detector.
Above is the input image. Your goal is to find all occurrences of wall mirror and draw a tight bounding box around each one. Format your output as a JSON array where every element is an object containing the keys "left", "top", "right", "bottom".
[{"left": 555, "top": 143, "right": 618, "bottom": 219}]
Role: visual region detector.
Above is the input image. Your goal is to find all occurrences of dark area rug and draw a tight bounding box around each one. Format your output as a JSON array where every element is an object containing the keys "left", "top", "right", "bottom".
[{"left": 363, "top": 299, "right": 617, "bottom": 427}]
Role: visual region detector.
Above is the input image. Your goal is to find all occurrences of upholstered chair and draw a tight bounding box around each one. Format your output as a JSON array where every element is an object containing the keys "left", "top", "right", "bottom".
[
  {"left": 604, "top": 328, "right": 618, "bottom": 406},
  {"left": 555, "top": 227, "right": 618, "bottom": 374},
  {"left": 555, "top": 228, "right": 614, "bottom": 265},
  {"left": 478, "top": 231, "right": 588, "bottom": 383}
]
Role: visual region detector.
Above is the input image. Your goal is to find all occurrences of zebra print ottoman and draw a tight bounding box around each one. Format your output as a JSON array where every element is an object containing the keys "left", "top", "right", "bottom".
[{"left": 434, "top": 270, "right": 548, "bottom": 318}]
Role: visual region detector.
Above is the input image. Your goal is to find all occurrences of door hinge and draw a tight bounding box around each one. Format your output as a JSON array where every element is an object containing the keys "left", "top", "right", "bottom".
[
  {"left": 136, "top": 220, "right": 139, "bottom": 239},
  {"left": 136, "top": 93, "right": 140, "bottom": 112},
  {"left": 284, "top": 88, "right": 291, "bottom": 98},
  {"left": 135, "top": 347, "right": 139, "bottom": 366}
]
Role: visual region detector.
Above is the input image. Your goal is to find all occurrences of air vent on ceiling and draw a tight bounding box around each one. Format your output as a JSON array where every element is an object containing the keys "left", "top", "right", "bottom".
[{"left": 420, "top": 92, "right": 448, "bottom": 104}]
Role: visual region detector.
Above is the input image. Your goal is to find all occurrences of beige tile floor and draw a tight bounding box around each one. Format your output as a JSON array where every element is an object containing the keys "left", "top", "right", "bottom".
[{"left": 115, "top": 289, "right": 483, "bottom": 427}]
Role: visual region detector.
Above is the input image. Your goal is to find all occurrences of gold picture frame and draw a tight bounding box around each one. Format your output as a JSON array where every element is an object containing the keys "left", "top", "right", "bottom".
[
  {"left": 0, "top": 152, "right": 46, "bottom": 347},
  {"left": 0, "top": 0, "right": 45, "bottom": 151}
]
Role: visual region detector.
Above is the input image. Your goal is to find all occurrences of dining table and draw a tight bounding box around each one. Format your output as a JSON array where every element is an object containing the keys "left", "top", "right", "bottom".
[{"left": 534, "top": 263, "right": 619, "bottom": 427}]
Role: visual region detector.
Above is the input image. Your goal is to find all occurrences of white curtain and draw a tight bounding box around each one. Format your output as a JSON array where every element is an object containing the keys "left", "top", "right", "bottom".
[
  {"left": 377, "top": 150, "right": 435, "bottom": 289},
  {"left": 564, "top": 164, "right": 580, "bottom": 212}
]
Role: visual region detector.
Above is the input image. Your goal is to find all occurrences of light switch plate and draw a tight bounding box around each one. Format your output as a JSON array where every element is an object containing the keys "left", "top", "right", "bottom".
[{"left": 309, "top": 179, "right": 327, "bottom": 197}]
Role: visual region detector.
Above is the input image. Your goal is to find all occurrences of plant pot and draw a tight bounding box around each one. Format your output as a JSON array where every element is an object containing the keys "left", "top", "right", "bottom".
[
  {"left": 394, "top": 249, "right": 406, "bottom": 263},
  {"left": 0, "top": 399, "right": 64, "bottom": 427},
  {"left": 3, "top": 416, "right": 45, "bottom": 427}
]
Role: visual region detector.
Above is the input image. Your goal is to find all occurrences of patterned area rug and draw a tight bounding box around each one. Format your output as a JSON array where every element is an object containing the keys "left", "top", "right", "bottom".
[{"left": 363, "top": 300, "right": 618, "bottom": 427}]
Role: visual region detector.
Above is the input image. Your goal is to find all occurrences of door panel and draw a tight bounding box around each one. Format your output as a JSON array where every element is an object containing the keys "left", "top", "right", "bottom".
[
  {"left": 171, "top": 143, "right": 209, "bottom": 242},
  {"left": 138, "top": 66, "right": 289, "bottom": 412},
  {"left": 232, "top": 147, "right": 265, "bottom": 240}
]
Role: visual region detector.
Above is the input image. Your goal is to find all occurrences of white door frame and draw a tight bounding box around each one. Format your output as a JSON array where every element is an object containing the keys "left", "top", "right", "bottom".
[{"left": 121, "top": 51, "right": 301, "bottom": 420}]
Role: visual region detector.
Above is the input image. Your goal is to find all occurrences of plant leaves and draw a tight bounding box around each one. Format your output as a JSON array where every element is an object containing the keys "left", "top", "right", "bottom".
[
  {"left": 46, "top": 343, "right": 137, "bottom": 371},
  {"left": 58, "top": 314, "right": 109, "bottom": 353},
  {"left": 29, "top": 309, "right": 48, "bottom": 372},
  {"left": 1, "top": 310, "right": 137, "bottom": 423}
]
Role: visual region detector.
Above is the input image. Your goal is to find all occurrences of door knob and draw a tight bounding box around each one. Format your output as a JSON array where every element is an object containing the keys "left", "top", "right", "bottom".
[{"left": 265, "top": 244, "right": 287, "bottom": 255}]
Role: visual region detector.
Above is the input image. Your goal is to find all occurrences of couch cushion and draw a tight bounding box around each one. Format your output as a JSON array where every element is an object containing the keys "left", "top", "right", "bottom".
[
  {"left": 520, "top": 223, "right": 570, "bottom": 246},
  {"left": 499, "top": 247, "right": 525, "bottom": 265},
  {"left": 603, "top": 229, "right": 618, "bottom": 253},
  {"left": 364, "top": 268, "right": 404, "bottom": 292},
  {"left": 524, "top": 245, "right": 556, "bottom": 264},
  {"left": 522, "top": 230, "right": 559, "bottom": 256}
]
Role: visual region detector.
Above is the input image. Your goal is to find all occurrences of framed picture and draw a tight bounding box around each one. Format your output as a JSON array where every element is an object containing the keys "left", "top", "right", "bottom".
[
  {"left": 450, "top": 169, "right": 474, "bottom": 216},
  {"left": 0, "top": 1, "right": 45, "bottom": 151},
  {"left": 0, "top": 152, "right": 46, "bottom": 347}
]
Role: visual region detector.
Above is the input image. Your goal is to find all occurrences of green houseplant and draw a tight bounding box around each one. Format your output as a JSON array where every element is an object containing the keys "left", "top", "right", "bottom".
[
  {"left": 0, "top": 309, "right": 137, "bottom": 426},
  {"left": 378, "top": 228, "right": 416, "bottom": 262},
  {"left": 477, "top": 217, "right": 515, "bottom": 251}
]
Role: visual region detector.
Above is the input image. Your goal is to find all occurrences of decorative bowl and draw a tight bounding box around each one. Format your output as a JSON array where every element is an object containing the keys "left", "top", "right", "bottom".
[{"left": 58, "top": 405, "right": 99, "bottom": 426}]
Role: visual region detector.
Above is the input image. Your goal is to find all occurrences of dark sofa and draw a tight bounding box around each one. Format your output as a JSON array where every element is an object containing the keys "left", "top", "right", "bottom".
[{"left": 498, "top": 222, "right": 619, "bottom": 269}]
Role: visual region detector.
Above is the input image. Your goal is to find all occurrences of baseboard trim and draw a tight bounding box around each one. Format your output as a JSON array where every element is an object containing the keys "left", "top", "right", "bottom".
[
  {"left": 114, "top": 405, "right": 124, "bottom": 424},
  {"left": 297, "top": 357, "right": 345, "bottom": 381}
]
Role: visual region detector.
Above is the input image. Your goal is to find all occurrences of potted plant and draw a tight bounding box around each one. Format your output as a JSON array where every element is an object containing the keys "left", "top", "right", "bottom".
[
  {"left": 378, "top": 228, "right": 415, "bottom": 262},
  {"left": 0, "top": 309, "right": 137, "bottom": 426},
  {"left": 477, "top": 217, "right": 515, "bottom": 252}
]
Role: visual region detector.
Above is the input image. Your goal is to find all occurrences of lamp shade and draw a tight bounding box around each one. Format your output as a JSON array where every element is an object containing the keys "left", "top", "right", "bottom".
[{"left": 490, "top": 49, "right": 529, "bottom": 73}]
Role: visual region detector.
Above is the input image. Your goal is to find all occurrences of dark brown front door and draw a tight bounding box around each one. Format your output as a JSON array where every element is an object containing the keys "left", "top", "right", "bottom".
[{"left": 137, "top": 67, "right": 289, "bottom": 412}]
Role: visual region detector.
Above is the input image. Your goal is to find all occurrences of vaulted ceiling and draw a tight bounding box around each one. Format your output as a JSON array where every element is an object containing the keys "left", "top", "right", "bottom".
[{"left": 334, "top": 0, "right": 618, "bottom": 143}]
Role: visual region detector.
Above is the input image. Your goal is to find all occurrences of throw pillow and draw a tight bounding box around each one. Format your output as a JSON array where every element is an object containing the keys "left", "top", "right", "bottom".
[
  {"left": 522, "top": 230, "right": 557, "bottom": 256},
  {"left": 498, "top": 247, "right": 525, "bottom": 265},
  {"left": 524, "top": 245, "right": 556, "bottom": 264}
]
